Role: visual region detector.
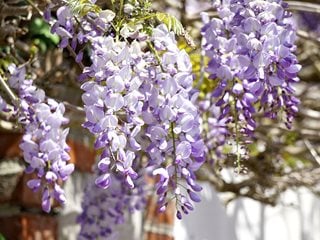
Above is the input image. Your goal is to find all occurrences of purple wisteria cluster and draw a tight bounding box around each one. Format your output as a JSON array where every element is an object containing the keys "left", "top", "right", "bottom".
[
  {"left": 8, "top": 64, "right": 74, "bottom": 212},
  {"left": 49, "top": 5, "right": 116, "bottom": 60},
  {"left": 201, "top": 0, "right": 300, "bottom": 148},
  {"left": 49, "top": 5, "right": 151, "bottom": 236},
  {"left": 78, "top": 22, "right": 205, "bottom": 222},
  {"left": 144, "top": 25, "right": 205, "bottom": 218},
  {"left": 81, "top": 36, "right": 147, "bottom": 190},
  {"left": 69, "top": 33, "right": 150, "bottom": 236},
  {"left": 49, "top": 1, "right": 206, "bottom": 235},
  {"left": 50, "top": 5, "right": 145, "bottom": 191},
  {"left": 77, "top": 170, "right": 146, "bottom": 239}
]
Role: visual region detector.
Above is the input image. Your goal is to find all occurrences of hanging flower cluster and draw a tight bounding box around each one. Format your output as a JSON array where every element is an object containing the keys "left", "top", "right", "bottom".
[
  {"left": 47, "top": 0, "right": 205, "bottom": 232},
  {"left": 201, "top": 0, "right": 300, "bottom": 151},
  {"left": 8, "top": 64, "right": 74, "bottom": 212},
  {"left": 145, "top": 25, "right": 205, "bottom": 218},
  {"left": 77, "top": 169, "right": 147, "bottom": 239}
]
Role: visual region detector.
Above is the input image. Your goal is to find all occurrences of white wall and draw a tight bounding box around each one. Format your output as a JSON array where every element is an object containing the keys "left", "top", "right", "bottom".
[
  {"left": 58, "top": 174, "right": 320, "bottom": 240},
  {"left": 174, "top": 182, "right": 237, "bottom": 240},
  {"left": 174, "top": 184, "right": 320, "bottom": 240},
  {"left": 227, "top": 188, "right": 320, "bottom": 240}
]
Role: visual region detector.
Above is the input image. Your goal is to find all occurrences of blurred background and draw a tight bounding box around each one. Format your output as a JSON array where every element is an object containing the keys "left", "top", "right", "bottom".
[{"left": 0, "top": 0, "right": 320, "bottom": 239}]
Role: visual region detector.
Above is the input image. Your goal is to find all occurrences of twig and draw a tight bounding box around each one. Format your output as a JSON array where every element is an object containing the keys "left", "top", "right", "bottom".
[
  {"left": 303, "top": 139, "right": 320, "bottom": 165},
  {"left": 63, "top": 101, "right": 85, "bottom": 113},
  {"left": 196, "top": 38, "right": 206, "bottom": 89},
  {"left": 181, "top": 0, "right": 187, "bottom": 26},
  {"left": 288, "top": 1, "right": 320, "bottom": 14},
  {"left": 24, "top": 0, "right": 43, "bottom": 16},
  {"left": 0, "top": 25, "right": 19, "bottom": 45},
  {"left": 0, "top": 75, "right": 18, "bottom": 105},
  {"left": 0, "top": 2, "right": 32, "bottom": 19},
  {"left": 297, "top": 30, "right": 320, "bottom": 44},
  {"left": 67, "top": 45, "right": 85, "bottom": 70}
]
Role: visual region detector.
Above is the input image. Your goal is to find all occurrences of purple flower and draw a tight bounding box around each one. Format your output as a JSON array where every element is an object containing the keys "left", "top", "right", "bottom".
[
  {"left": 78, "top": 170, "right": 147, "bottom": 239},
  {"left": 138, "top": 24, "right": 205, "bottom": 219},
  {"left": 49, "top": 3, "right": 206, "bottom": 229},
  {"left": 42, "top": 187, "right": 51, "bottom": 213},
  {"left": 95, "top": 173, "right": 111, "bottom": 189},
  {"left": 8, "top": 64, "right": 73, "bottom": 212},
  {"left": 27, "top": 179, "right": 41, "bottom": 192},
  {"left": 201, "top": 0, "right": 300, "bottom": 159},
  {"left": 0, "top": 95, "right": 10, "bottom": 112}
]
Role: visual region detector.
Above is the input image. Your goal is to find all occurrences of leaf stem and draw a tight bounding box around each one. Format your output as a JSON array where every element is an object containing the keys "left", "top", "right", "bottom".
[
  {"left": 119, "top": 0, "right": 124, "bottom": 18},
  {"left": 147, "top": 41, "right": 164, "bottom": 71},
  {"left": 170, "top": 122, "right": 179, "bottom": 209},
  {"left": 230, "top": 93, "right": 241, "bottom": 174}
]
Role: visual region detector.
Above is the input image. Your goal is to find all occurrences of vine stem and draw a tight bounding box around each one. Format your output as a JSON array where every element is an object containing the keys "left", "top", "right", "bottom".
[
  {"left": 296, "top": 30, "right": 320, "bottom": 44},
  {"left": 234, "top": 107, "right": 241, "bottom": 173},
  {"left": 66, "top": 45, "right": 85, "bottom": 70},
  {"left": 171, "top": 122, "right": 177, "bottom": 161},
  {"left": 230, "top": 92, "right": 241, "bottom": 174},
  {"left": 132, "top": 14, "right": 156, "bottom": 24},
  {"left": 25, "top": 0, "right": 43, "bottom": 16},
  {"left": 110, "top": 0, "right": 115, "bottom": 12},
  {"left": 119, "top": 0, "right": 124, "bottom": 18},
  {"left": 147, "top": 41, "right": 164, "bottom": 71},
  {"left": 196, "top": 37, "right": 206, "bottom": 89},
  {"left": 0, "top": 75, "right": 18, "bottom": 105},
  {"left": 170, "top": 121, "right": 179, "bottom": 210}
]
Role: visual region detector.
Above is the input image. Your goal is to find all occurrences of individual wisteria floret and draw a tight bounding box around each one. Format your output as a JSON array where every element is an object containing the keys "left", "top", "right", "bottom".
[
  {"left": 78, "top": 168, "right": 147, "bottom": 240},
  {"left": 142, "top": 24, "right": 206, "bottom": 218},
  {"left": 0, "top": 95, "right": 10, "bottom": 113},
  {"left": 8, "top": 64, "right": 74, "bottom": 213},
  {"left": 201, "top": 0, "right": 300, "bottom": 145}
]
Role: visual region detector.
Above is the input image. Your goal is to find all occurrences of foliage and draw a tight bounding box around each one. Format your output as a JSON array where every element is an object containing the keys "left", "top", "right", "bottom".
[{"left": 28, "top": 18, "right": 59, "bottom": 52}]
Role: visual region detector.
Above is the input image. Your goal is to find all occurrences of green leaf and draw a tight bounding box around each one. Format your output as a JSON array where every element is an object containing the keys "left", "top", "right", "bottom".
[
  {"left": 0, "top": 233, "right": 6, "bottom": 240},
  {"left": 156, "top": 12, "right": 185, "bottom": 36},
  {"left": 68, "top": 0, "right": 101, "bottom": 16},
  {"left": 282, "top": 152, "right": 299, "bottom": 168},
  {"left": 29, "top": 18, "right": 59, "bottom": 47}
]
